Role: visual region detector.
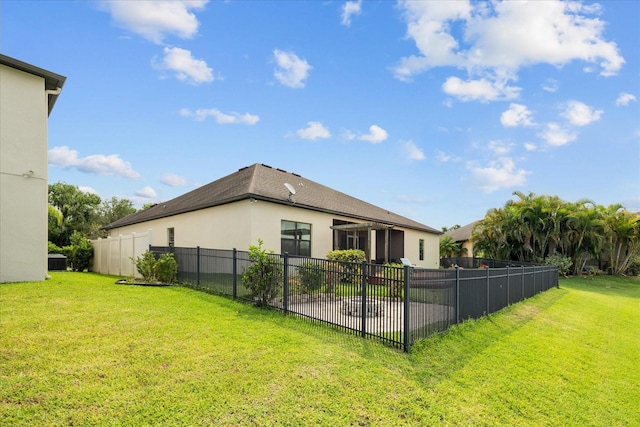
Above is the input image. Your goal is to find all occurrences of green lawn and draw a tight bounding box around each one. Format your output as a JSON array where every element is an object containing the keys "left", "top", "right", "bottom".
[{"left": 1, "top": 273, "right": 638, "bottom": 426}]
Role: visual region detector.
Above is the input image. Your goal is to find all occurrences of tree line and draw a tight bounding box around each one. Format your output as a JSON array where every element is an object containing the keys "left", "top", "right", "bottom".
[
  {"left": 48, "top": 182, "right": 142, "bottom": 248},
  {"left": 470, "top": 192, "right": 639, "bottom": 275}
]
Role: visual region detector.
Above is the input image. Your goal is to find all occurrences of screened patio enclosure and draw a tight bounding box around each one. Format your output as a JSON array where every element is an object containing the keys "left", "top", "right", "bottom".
[{"left": 331, "top": 220, "right": 404, "bottom": 264}]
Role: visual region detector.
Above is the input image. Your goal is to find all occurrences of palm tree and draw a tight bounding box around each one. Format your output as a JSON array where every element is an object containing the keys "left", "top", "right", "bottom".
[
  {"left": 439, "top": 236, "right": 462, "bottom": 258},
  {"left": 601, "top": 205, "right": 640, "bottom": 274}
]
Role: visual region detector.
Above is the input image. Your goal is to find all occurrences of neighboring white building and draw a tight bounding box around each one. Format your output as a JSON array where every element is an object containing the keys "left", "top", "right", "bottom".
[
  {"left": 105, "top": 164, "right": 442, "bottom": 268},
  {"left": 0, "top": 54, "right": 66, "bottom": 283}
]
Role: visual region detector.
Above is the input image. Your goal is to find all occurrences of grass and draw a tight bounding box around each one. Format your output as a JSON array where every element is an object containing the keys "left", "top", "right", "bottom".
[{"left": 1, "top": 273, "right": 638, "bottom": 426}]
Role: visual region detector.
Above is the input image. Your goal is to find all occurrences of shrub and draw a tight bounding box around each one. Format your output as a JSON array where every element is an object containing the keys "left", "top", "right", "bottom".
[
  {"left": 134, "top": 251, "right": 158, "bottom": 282},
  {"left": 242, "top": 239, "right": 283, "bottom": 306},
  {"left": 156, "top": 253, "right": 178, "bottom": 284},
  {"left": 326, "top": 249, "right": 365, "bottom": 283},
  {"left": 48, "top": 241, "right": 63, "bottom": 254},
  {"left": 297, "top": 261, "right": 325, "bottom": 294},
  {"left": 544, "top": 253, "right": 573, "bottom": 276},
  {"left": 626, "top": 255, "right": 640, "bottom": 276},
  {"left": 131, "top": 251, "right": 178, "bottom": 284},
  {"left": 64, "top": 231, "right": 93, "bottom": 272},
  {"left": 326, "top": 249, "right": 366, "bottom": 264}
]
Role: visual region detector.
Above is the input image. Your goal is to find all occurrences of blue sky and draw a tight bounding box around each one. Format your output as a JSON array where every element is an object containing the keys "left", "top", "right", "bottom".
[{"left": 3, "top": 0, "right": 638, "bottom": 230}]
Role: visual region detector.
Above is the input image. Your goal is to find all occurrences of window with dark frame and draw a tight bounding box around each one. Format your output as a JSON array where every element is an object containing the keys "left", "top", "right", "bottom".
[
  {"left": 168, "top": 227, "right": 175, "bottom": 247},
  {"left": 281, "top": 220, "right": 311, "bottom": 257},
  {"left": 419, "top": 239, "right": 424, "bottom": 261}
]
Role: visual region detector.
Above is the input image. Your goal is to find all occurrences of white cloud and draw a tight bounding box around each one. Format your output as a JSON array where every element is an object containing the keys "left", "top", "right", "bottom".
[
  {"left": 403, "top": 140, "right": 425, "bottom": 160},
  {"left": 341, "top": 0, "right": 362, "bottom": 27},
  {"left": 538, "top": 123, "right": 577, "bottom": 147},
  {"left": 296, "top": 121, "right": 331, "bottom": 140},
  {"left": 395, "top": 0, "right": 624, "bottom": 99},
  {"left": 79, "top": 186, "right": 98, "bottom": 195},
  {"left": 180, "top": 108, "right": 259, "bottom": 124},
  {"left": 161, "top": 173, "right": 189, "bottom": 187},
  {"left": 100, "top": 0, "right": 208, "bottom": 44},
  {"left": 616, "top": 92, "right": 637, "bottom": 107},
  {"left": 273, "top": 49, "right": 312, "bottom": 88},
  {"left": 48, "top": 146, "right": 141, "bottom": 180},
  {"left": 487, "top": 140, "right": 512, "bottom": 155},
  {"left": 392, "top": 1, "right": 470, "bottom": 81},
  {"left": 541, "top": 79, "right": 559, "bottom": 93},
  {"left": 467, "top": 157, "right": 529, "bottom": 193},
  {"left": 442, "top": 77, "right": 520, "bottom": 102},
  {"left": 501, "top": 103, "right": 534, "bottom": 127},
  {"left": 158, "top": 47, "right": 213, "bottom": 84},
  {"left": 358, "top": 125, "right": 388, "bottom": 143},
  {"left": 135, "top": 186, "right": 157, "bottom": 198},
  {"left": 524, "top": 143, "right": 537, "bottom": 151},
  {"left": 435, "top": 151, "right": 461, "bottom": 163},
  {"left": 562, "top": 100, "right": 603, "bottom": 126}
]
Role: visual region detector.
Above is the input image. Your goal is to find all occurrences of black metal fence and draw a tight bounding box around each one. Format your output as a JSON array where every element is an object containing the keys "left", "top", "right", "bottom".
[
  {"left": 440, "top": 257, "right": 541, "bottom": 269},
  {"left": 151, "top": 246, "right": 558, "bottom": 351}
]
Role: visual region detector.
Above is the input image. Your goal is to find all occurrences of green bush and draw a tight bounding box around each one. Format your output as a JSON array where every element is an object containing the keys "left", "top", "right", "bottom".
[
  {"left": 544, "top": 253, "right": 573, "bottom": 276},
  {"left": 64, "top": 231, "right": 93, "bottom": 272},
  {"left": 242, "top": 239, "right": 283, "bottom": 306},
  {"left": 48, "top": 241, "right": 63, "bottom": 254},
  {"left": 131, "top": 251, "right": 178, "bottom": 284},
  {"left": 326, "top": 249, "right": 365, "bottom": 283},
  {"left": 326, "top": 249, "right": 366, "bottom": 264},
  {"left": 156, "top": 253, "right": 178, "bottom": 284},
  {"left": 133, "top": 251, "right": 158, "bottom": 282},
  {"left": 627, "top": 255, "right": 640, "bottom": 276},
  {"left": 297, "top": 261, "right": 325, "bottom": 294}
]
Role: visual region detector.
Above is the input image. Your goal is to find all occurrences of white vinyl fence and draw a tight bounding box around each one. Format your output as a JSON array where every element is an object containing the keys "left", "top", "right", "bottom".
[{"left": 91, "top": 230, "right": 153, "bottom": 278}]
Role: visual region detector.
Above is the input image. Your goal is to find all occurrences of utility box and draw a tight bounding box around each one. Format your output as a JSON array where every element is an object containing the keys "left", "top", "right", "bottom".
[{"left": 48, "top": 254, "right": 67, "bottom": 271}]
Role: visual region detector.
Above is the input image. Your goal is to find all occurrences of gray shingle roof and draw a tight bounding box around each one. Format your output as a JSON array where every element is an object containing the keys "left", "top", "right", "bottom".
[
  {"left": 105, "top": 163, "right": 441, "bottom": 234},
  {"left": 443, "top": 220, "right": 481, "bottom": 242}
]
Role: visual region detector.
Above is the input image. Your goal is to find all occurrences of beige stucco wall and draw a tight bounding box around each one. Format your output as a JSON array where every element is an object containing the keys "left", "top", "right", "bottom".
[
  {"left": 108, "top": 199, "right": 440, "bottom": 267},
  {"left": 404, "top": 229, "right": 440, "bottom": 269},
  {"left": 0, "top": 65, "right": 49, "bottom": 282},
  {"left": 462, "top": 240, "right": 474, "bottom": 258}
]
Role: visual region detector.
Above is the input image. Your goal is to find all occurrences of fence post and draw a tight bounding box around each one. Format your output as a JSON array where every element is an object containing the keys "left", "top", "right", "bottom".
[
  {"left": 533, "top": 266, "right": 537, "bottom": 295},
  {"left": 283, "top": 253, "right": 289, "bottom": 313},
  {"left": 403, "top": 264, "right": 411, "bottom": 352},
  {"left": 361, "top": 261, "right": 367, "bottom": 338},
  {"left": 232, "top": 248, "right": 237, "bottom": 299},
  {"left": 486, "top": 266, "right": 490, "bottom": 315},
  {"left": 506, "top": 266, "right": 510, "bottom": 306},
  {"left": 455, "top": 267, "right": 460, "bottom": 324},
  {"left": 197, "top": 246, "right": 201, "bottom": 287},
  {"left": 521, "top": 265, "right": 525, "bottom": 300},
  {"left": 118, "top": 234, "right": 123, "bottom": 276},
  {"left": 131, "top": 232, "right": 136, "bottom": 278}
]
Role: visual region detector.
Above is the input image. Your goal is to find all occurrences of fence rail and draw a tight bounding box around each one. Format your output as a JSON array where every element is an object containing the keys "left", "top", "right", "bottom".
[{"left": 151, "top": 246, "right": 558, "bottom": 351}]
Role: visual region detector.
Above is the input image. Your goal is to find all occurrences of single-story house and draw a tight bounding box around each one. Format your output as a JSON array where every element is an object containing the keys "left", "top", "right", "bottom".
[
  {"left": 105, "top": 163, "right": 442, "bottom": 268},
  {"left": 443, "top": 220, "right": 482, "bottom": 258},
  {"left": 0, "top": 54, "right": 66, "bottom": 283}
]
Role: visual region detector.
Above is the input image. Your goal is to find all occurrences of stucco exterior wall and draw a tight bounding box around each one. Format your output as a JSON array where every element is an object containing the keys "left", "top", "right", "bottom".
[
  {"left": 0, "top": 65, "right": 48, "bottom": 282},
  {"left": 108, "top": 199, "right": 440, "bottom": 268},
  {"left": 404, "top": 228, "right": 440, "bottom": 269},
  {"left": 462, "top": 240, "right": 474, "bottom": 258}
]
